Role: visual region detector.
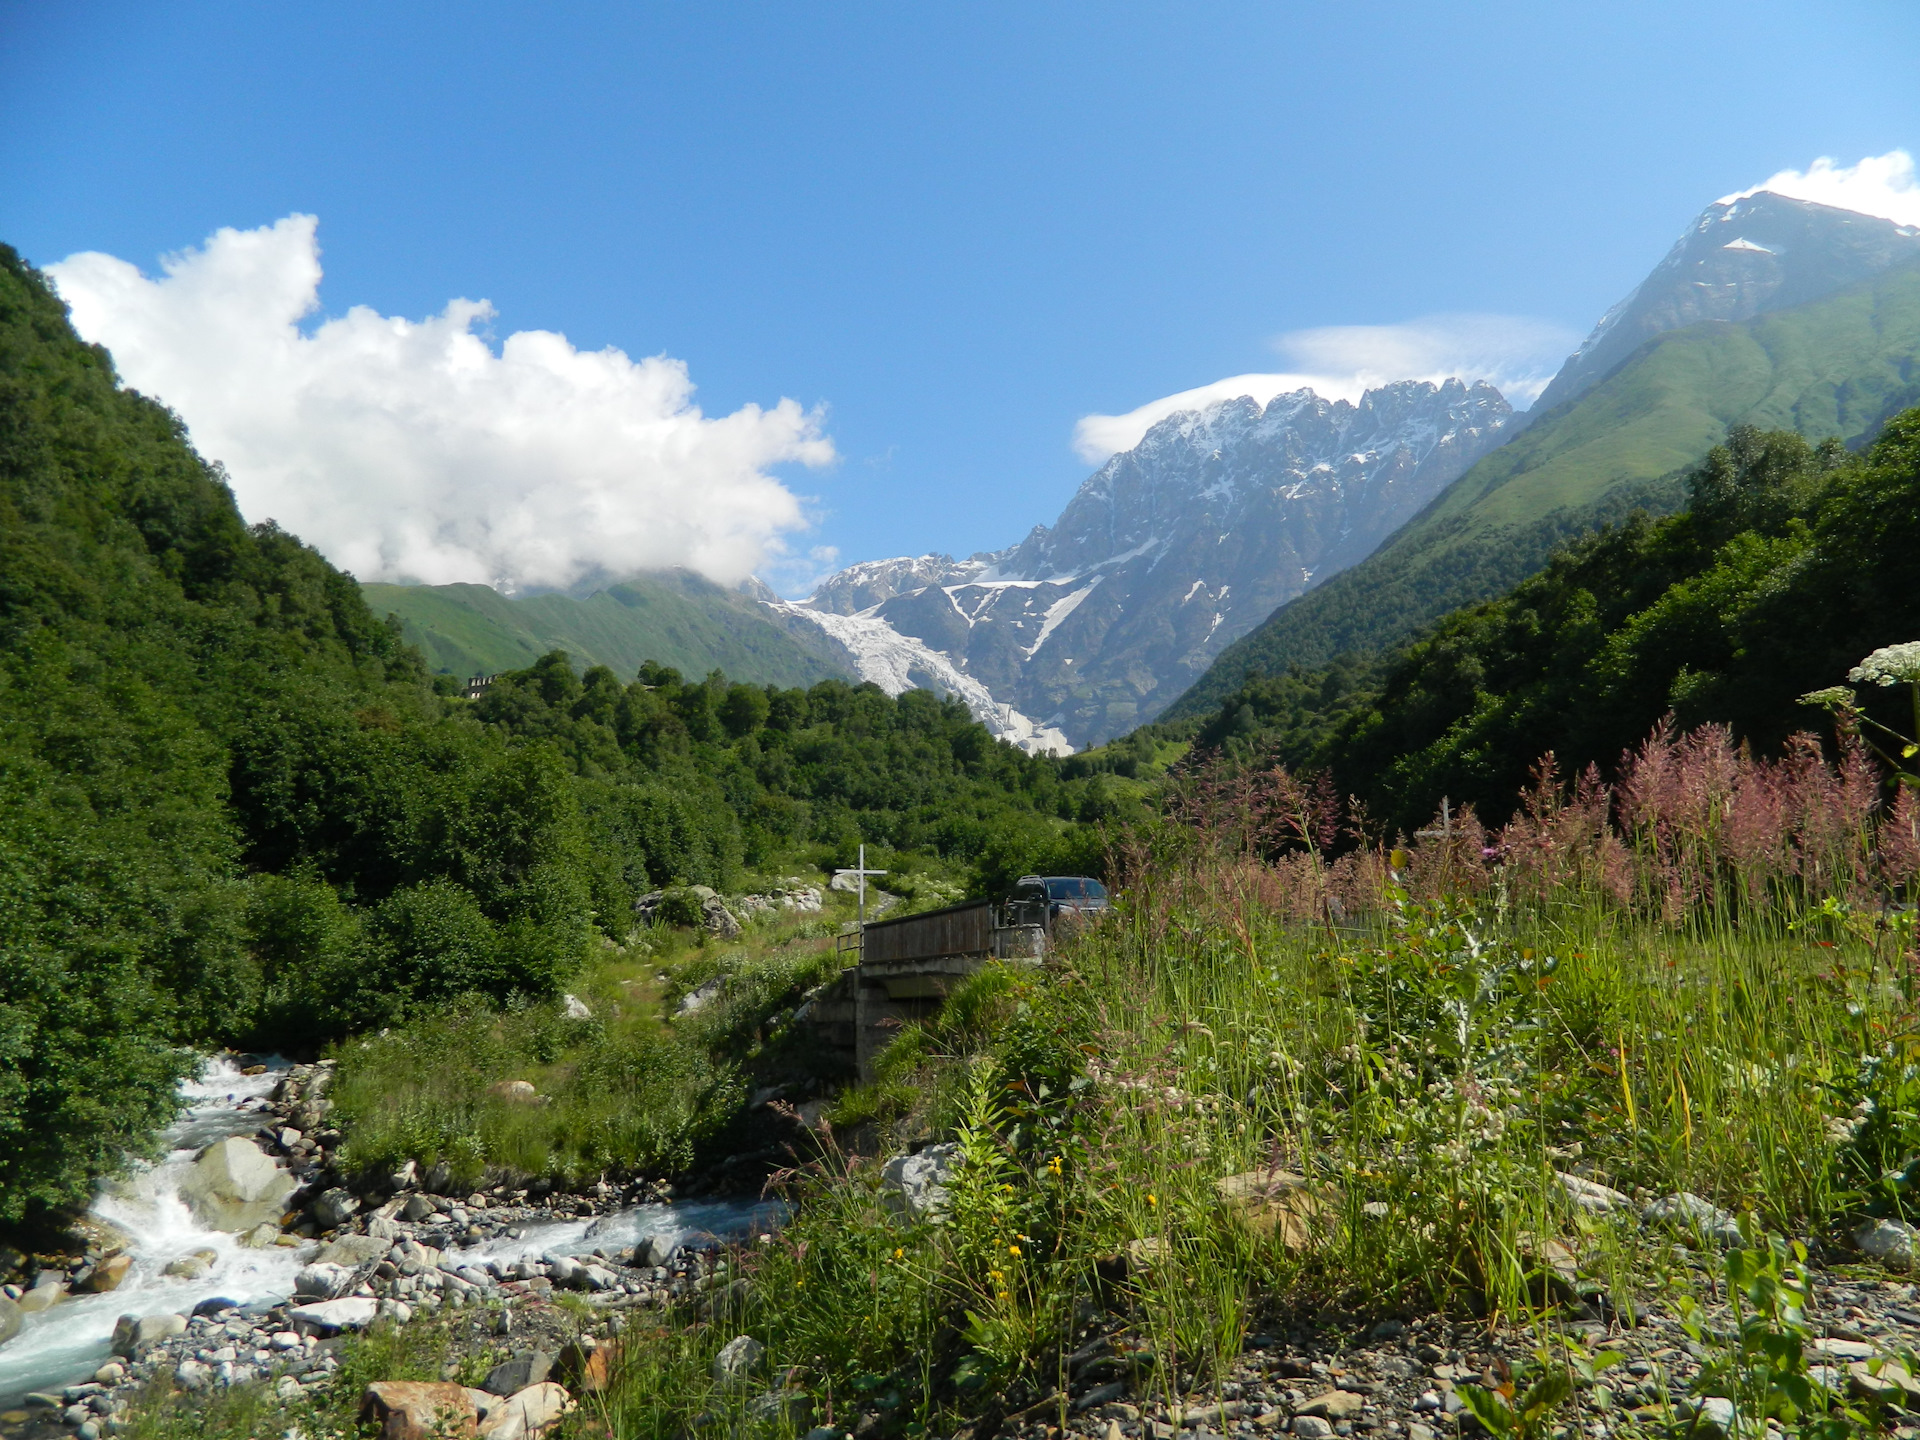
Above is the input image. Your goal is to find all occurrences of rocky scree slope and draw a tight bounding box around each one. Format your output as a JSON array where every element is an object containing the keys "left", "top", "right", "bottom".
[
  {"left": 1173, "top": 191, "right": 1920, "bottom": 719},
  {"left": 781, "top": 379, "right": 1514, "bottom": 750}
]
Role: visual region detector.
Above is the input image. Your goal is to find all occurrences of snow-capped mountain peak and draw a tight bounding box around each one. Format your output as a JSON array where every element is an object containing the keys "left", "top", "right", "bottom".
[{"left": 778, "top": 376, "right": 1513, "bottom": 749}]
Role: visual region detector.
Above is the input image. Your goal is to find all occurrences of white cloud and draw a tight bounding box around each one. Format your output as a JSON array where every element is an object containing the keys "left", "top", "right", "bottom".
[
  {"left": 1071, "top": 312, "right": 1577, "bottom": 463},
  {"left": 47, "top": 215, "right": 834, "bottom": 593},
  {"left": 1722, "top": 149, "right": 1920, "bottom": 228}
]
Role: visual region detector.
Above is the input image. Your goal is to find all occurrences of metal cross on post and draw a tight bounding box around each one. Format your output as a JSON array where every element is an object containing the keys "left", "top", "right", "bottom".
[{"left": 835, "top": 844, "right": 888, "bottom": 930}]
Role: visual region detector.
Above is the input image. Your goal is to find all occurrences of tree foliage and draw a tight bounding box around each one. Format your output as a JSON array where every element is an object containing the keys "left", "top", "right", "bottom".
[
  {"left": 0, "top": 244, "right": 1103, "bottom": 1226},
  {"left": 1192, "top": 417, "right": 1920, "bottom": 834}
]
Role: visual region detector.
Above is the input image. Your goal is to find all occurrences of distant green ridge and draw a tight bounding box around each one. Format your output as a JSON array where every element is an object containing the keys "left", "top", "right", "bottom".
[
  {"left": 1166, "top": 255, "right": 1920, "bottom": 720},
  {"left": 362, "top": 570, "right": 852, "bottom": 687}
]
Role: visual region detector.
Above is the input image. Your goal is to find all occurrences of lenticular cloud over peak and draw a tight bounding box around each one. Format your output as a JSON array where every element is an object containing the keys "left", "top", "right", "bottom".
[{"left": 47, "top": 215, "right": 834, "bottom": 592}]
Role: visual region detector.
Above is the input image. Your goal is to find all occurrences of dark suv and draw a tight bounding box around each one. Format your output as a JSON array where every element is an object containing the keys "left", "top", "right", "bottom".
[{"left": 1004, "top": 875, "right": 1110, "bottom": 930}]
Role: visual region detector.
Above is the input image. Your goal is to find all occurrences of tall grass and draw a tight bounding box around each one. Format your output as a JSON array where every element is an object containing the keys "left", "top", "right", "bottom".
[
  {"left": 331, "top": 911, "right": 849, "bottom": 1187},
  {"left": 586, "top": 720, "right": 1920, "bottom": 1439}
]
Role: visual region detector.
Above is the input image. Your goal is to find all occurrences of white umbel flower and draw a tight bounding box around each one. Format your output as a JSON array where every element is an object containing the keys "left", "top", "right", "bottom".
[{"left": 1847, "top": 642, "right": 1920, "bottom": 686}]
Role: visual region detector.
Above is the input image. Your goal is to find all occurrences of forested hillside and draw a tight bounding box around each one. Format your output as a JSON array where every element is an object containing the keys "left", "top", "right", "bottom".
[
  {"left": 0, "top": 249, "right": 1101, "bottom": 1230},
  {"left": 364, "top": 572, "right": 851, "bottom": 689},
  {"left": 1189, "top": 414, "right": 1920, "bottom": 832}
]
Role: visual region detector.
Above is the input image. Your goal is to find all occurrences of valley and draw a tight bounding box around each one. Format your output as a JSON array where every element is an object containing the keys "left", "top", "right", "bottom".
[{"left": 7, "top": 163, "right": 1920, "bottom": 1440}]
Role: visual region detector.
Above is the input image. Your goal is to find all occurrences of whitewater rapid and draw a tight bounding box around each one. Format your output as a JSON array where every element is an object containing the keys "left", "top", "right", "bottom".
[{"left": 0, "top": 1057, "right": 781, "bottom": 1407}]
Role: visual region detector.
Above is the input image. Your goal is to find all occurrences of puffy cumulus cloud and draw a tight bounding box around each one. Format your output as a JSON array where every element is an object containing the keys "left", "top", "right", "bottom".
[
  {"left": 1072, "top": 312, "right": 1577, "bottom": 463},
  {"left": 1723, "top": 149, "right": 1920, "bottom": 229},
  {"left": 47, "top": 215, "right": 834, "bottom": 592}
]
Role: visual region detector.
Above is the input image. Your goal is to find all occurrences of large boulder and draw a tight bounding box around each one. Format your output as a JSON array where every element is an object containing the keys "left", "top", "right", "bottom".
[
  {"left": 1215, "top": 1168, "right": 1326, "bottom": 1249},
  {"left": 111, "top": 1312, "right": 187, "bottom": 1357},
  {"left": 1643, "top": 1192, "right": 1743, "bottom": 1249},
  {"left": 360, "top": 1380, "right": 478, "bottom": 1440},
  {"left": 81, "top": 1254, "right": 132, "bottom": 1293},
  {"left": 294, "top": 1262, "right": 354, "bottom": 1300},
  {"left": 177, "top": 1137, "right": 295, "bottom": 1232},
  {"left": 316, "top": 1233, "right": 391, "bottom": 1267},
  {"left": 701, "top": 894, "right": 742, "bottom": 939},
  {"left": 0, "top": 1295, "right": 21, "bottom": 1346},
  {"left": 310, "top": 1187, "right": 361, "bottom": 1229},
  {"left": 1856, "top": 1217, "right": 1917, "bottom": 1270},
  {"left": 880, "top": 1143, "right": 958, "bottom": 1222},
  {"left": 162, "top": 1249, "right": 217, "bottom": 1279},
  {"left": 482, "top": 1350, "right": 554, "bottom": 1397},
  {"left": 713, "top": 1335, "right": 765, "bottom": 1390},
  {"left": 17, "top": 1277, "right": 65, "bottom": 1313},
  {"left": 477, "top": 1382, "right": 571, "bottom": 1440}
]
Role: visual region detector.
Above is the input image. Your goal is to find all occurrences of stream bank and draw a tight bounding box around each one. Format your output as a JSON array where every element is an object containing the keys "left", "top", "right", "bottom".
[{"left": 0, "top": 1056, "right": 785, "bottom": 1436}]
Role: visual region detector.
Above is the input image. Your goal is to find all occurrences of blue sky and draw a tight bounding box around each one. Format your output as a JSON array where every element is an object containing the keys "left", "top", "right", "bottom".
[{"left": 4, "top": 1, "right": 1919, "bottom": 593}]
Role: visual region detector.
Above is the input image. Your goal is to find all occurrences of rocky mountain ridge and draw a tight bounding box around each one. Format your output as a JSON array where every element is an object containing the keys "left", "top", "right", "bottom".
[
  {"left": 782, "top": 378, "right": 1515, "bottom": 750},
  {"left": 1534, "top": 190, "right": 1920, "bottom": 415}
]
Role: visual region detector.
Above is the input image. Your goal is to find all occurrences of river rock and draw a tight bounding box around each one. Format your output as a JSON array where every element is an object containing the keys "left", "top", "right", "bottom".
[
  {"left": 311, "top": 1187, "right": 361, "bottom": 1229},
  {"left": 482, "top": 1349, "right": 554, "bottom": 1396},
  {"left": 1557, "top": 1172, "right": 1631, "bottom": 1214},
  {"left": 701, "top": 894, "right": 742, "bottom": 939},
  {"left": 360, "top": 1380, "right": 479, "bottom": 1439},
  {"left": 289, "top": 1296, "right": 380, "bottom": 1335},
  {"left": 0, "top": 1296, "right": 20, "bottom": 1345},
  {"left": 1297, "top": 1391, "right": 1366, "bottom": 1421},
  {"left": 676, "top": 978, "right": 724, "bottom": 1016},
  {"left": 750, "top": 1390, "right": 814, "bottom": 1426},
  {"left": 18, "top": 1279, "right": 66, "bottom": 1313},
  {"left": 295, "top": 1262, "right": 354, "bottom": 1300},
  {"left": 880, "top": 1143, "right": 958, "bottom": 1222},
  {"left": 317, "top": 1233, "right": 391, "bottom": 1266},
  {"left": 173, "top": 1359, "right": 212, "bottom": 1393},
  {"left": 162, "top": 1249, "right": 218, "bottom": 1279},
  {"left": 70, "top": 1217, "right": 131, "bottom": 1256},
  {"left": 713, "top": 1335, "right": 765, "bottom": 1390},
  {"left": 476, "top": 1381, "right": 571, "bottom": 1439},
  {"left": 1856, "top": 1217, "right": 1918, "bottom": 1270},
  {"left": 1216, "top": 1168, "right": 1326, "bottom": 1248},
  {"left": 111, "top": 1312, "right": 187, "bottom": 1357},
  {"left": 177, "top": 1137, "right": 296, "bottom": 1231},
  {"left": 1643, "top": 1193, "right": 1744, "bottom": 1248},
  {"left": 80, "top": 1255, "right": 132, "bottom": 1293}
]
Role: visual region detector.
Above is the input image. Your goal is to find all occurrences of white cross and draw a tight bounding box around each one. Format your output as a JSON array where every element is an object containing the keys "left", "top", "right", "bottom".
[{"left": 835, "top": 843, "right": 888, "bottom": 928}]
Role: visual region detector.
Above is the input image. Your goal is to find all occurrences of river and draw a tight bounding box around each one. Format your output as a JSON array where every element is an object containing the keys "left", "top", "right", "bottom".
[{"left": 0, "top": 1057, "right": 783, "bottom": 1408}]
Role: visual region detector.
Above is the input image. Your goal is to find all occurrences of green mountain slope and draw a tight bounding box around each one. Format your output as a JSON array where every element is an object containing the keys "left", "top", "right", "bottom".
[
  {"left": 1168, "top": 256, "right": 1920, "bottom": 720},
  {"left": 363, "top": 571, "right": 851, "bottom": 687},
  {"left": 1184, "top": 415, "right": 1920, "bottom": 834}
]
